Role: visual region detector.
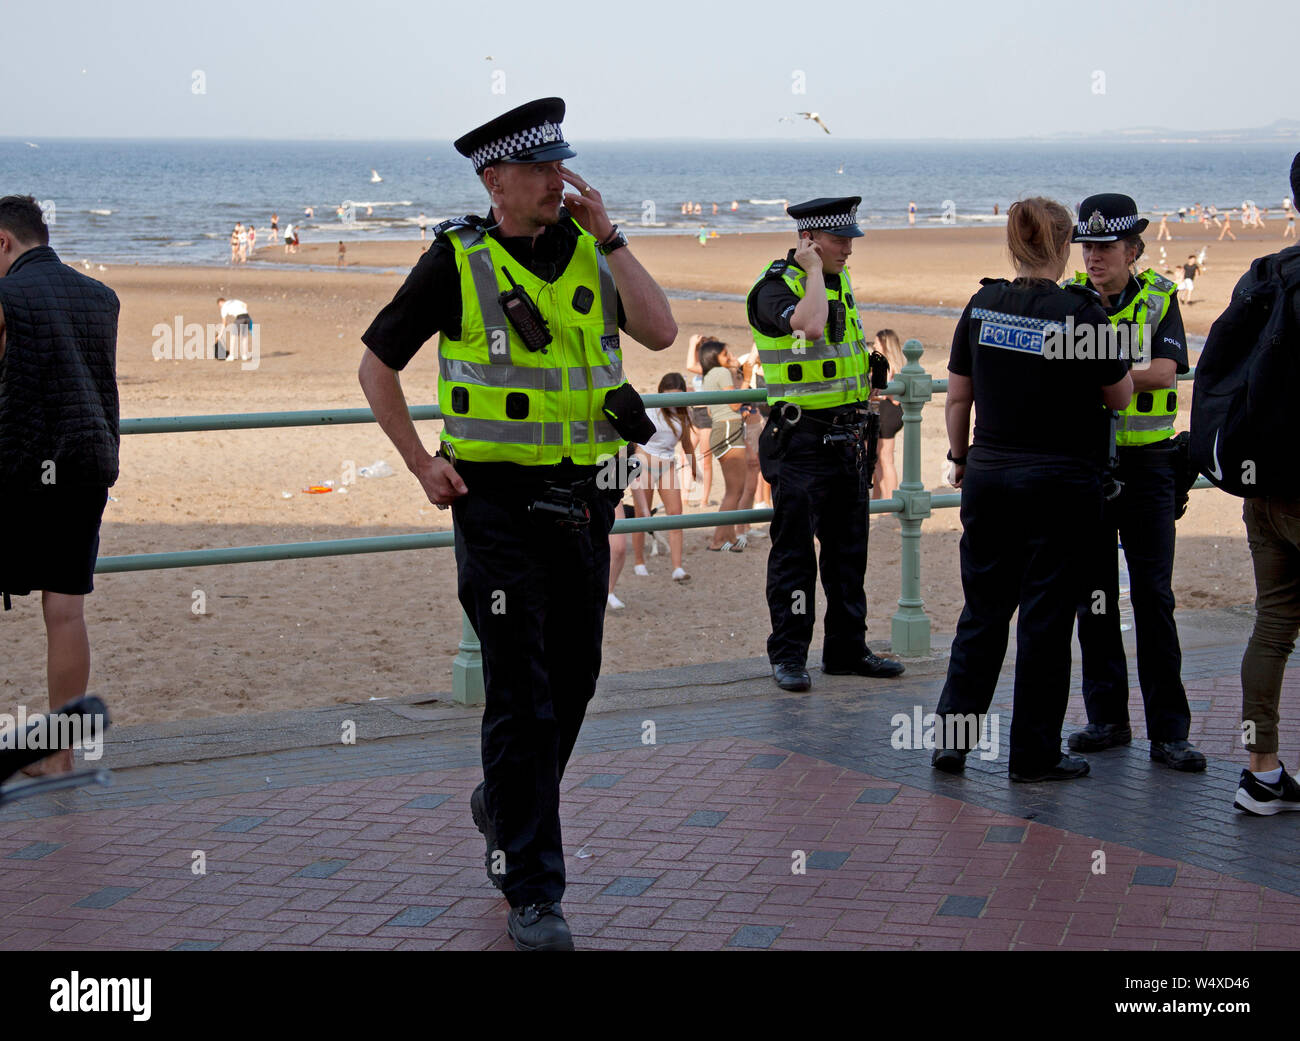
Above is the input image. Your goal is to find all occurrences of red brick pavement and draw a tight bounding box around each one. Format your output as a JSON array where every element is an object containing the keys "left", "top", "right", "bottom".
[{"left": 1, "top": 736, "right": 1294, "bottom": 950}]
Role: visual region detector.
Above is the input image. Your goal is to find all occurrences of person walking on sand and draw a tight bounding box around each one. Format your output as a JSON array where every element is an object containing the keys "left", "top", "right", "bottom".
[
  {"left": 1219, "top": 209, "right": 1237, "bottom": 241},
  {"left": 270, "top": 212, "right": 279, "bottom": 245},
  {"left": 337, "top": 241, "right": 346, "bottom": 268},
  {"left": 1157, "top": 213, "right": 1171, "bottom": 240},
  {"left": 1179, "top": 253, "right": 1201, "bottom": 305},
  {"left": 247, "top": 223, "right": 256, "bottom": 258},
  {"left": 908, "top": 201, "right": 916, "bottom": 226}
]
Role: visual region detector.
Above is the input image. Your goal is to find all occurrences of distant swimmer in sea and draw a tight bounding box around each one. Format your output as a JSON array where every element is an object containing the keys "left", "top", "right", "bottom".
[
  {"left": 418, "top": 212, "right": 427, "bottom": 241},
  {"left": 908, "top": 201, "right": 916, "bottom": 225},
  {"left": 712, "top": 203, "right": 718, "bottom": 215},
  {"left": 304, "top": 206, "right": 314, "bottom": 219},
  {"left": 693, "top": 202, "right": 702, "bottom": 216},
  {"left": 730, "top": 201, "right": 738, "bottom": 211}
]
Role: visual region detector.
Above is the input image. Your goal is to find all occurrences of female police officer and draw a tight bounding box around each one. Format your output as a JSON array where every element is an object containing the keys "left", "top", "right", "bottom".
[{"left": 930, "top": 197, "right": 1132, "bottom": 782}]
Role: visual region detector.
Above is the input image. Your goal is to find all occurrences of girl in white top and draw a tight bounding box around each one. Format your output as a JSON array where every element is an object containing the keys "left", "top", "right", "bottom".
[{"left": 631, "top": 372, "right": 697, "bottom": 581}]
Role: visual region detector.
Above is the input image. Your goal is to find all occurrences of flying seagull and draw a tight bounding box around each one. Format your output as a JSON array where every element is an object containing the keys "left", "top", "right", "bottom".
[{"left": 797, "top": 112, "right": 831, "bottom": 134}]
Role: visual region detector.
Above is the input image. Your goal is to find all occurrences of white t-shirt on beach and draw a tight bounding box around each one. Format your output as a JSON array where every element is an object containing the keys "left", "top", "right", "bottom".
[{"left": 220, "top": 300, "right": 249, "bottom": 319}]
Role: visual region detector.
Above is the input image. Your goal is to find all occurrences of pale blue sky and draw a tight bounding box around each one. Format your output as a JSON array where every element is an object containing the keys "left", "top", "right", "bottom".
[{"left": 1, "top": 0, "right": 1292, "bottom": 141}]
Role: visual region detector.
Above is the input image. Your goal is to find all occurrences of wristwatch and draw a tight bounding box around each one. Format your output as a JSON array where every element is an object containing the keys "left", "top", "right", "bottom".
[
  {"left": 946, "top": 449, "right": 968, "bottom": 466},
  {"left": 597, "top": 225, "right": 628, "bottom": 256}
]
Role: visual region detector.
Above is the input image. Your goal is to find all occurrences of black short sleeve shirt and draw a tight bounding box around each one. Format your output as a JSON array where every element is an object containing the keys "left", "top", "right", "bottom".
[
  {"left": 949, "top": 278, "right": 1130, "bottom": 462},
  {"left": 361, "top": 210, "right": 626, "bottom": 371}
]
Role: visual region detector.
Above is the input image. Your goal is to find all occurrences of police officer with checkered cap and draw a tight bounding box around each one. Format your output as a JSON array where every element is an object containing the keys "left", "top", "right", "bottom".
[
  {"left": 747, "top": 196, "right": 905, "bottom": 692},
  {"left": 1065, "top": 193, "right": 1205, "bottom": 773},
  {"left": 359, "top": 98, "right": 676, "bottom": 951}
]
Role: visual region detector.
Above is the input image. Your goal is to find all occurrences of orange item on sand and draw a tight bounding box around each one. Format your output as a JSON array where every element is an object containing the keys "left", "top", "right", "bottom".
[{"left": 302, "top": 485, "right": 333, "bottom": 494}]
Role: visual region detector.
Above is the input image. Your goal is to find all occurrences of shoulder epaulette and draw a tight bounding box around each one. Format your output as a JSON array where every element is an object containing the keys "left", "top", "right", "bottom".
[
  {"left": 432, "top": 215, "right": 483, "bottom": 240},
  {"left": 1144, "top": 271, "right": 1176, "bottom": 293},
  {"left": 765, "top": 259, "right": 789, "bottom": 278},
  {"left": 1063, "top": 280, "right": 1101, "bottom": 301}
]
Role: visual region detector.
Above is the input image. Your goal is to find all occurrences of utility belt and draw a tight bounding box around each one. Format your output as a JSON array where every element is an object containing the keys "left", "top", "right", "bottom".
[
  {"left": 766, "top": 401, "right": 880, "bottom": 495},
  {"left": 445, "top": 448, "right": 636, "bottom": 529}
]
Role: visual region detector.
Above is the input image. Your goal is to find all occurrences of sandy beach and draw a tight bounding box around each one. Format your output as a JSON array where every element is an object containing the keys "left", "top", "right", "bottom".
[{"left": 0, "top": 222, "right": 1274, "bottom": 726}]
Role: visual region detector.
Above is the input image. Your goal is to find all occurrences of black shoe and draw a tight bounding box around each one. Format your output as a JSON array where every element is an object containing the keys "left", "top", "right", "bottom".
[
  {"left": 822, "top": 649, "right": 905, "bottom": 678},
  {"left": 507, "top": 902, "right": 574, "bottom": 951},
  {"left": 1009, "top": 755, "right": 1091, "bottom": 783},
  {"left": 1150, "top": 739, "right": 1207, "bottom": 773},
  {"left": 470, "top": 781, "right": 503, "bottom": 891},
  {"left": 772, "top": 663, "right": 811, "bottom": 692},
  {"left": 931, "top": 747, "right": 967, "bottom": 774},
  {"left": 1067, "top": 722, "right": 1132, "bottom": 752},
  {"left": 1234, "top": 764, "right": 1300, "bottom": 816}
]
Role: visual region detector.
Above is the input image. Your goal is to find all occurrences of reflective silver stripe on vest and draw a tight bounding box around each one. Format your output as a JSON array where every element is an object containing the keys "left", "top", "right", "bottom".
[
  {"left": 439, "top": 357, "right": 563, "bottom": 391},
  {"left": 570, "top": 419, "right": 622, "bottom": 444},
  {"left": 459, "top": 237, "right": 512, "bottom": 364},
  {"left": 764, "top": 377, "right": 860, "bottom": 399},
  {"left": 1119, "top": 414, "right": 1175, "bottom": 431},
  {"left": 441, "top": 416, "right": 565, "bottom": 445},
  {"left": 756, "top": 340, "right": 849, "bottom": 363},
  {"left": 596, "top": 250, "right": 619, "bottom": 341},
  {"left": 567, "top": 365, "right": 624, "bottom": 391}
]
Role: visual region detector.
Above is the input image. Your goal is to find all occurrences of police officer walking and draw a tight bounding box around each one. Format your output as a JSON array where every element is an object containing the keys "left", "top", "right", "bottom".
[
  {"left": 931, "top": 197, "right": 1132, "bottom": 781},
  {"left": 748, "top": 197, "right": 904, "bottom": 692},
  {"left": 1068, "top": 193, "right": 1206, "bottom": 772},
  {"left": 358, "top": 98, "right": 676, "bottom": 950}
]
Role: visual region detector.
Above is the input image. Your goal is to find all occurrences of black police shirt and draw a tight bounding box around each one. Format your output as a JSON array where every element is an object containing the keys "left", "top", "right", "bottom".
[
  {"left": 361, "top": 209, "right": 626, "bottom": 370},
  {"left": 747, "top": 250, "right": 846, "bottom": 336},
  {"left": 948, "top": 278, "right": 1129, "bottom": 463}
]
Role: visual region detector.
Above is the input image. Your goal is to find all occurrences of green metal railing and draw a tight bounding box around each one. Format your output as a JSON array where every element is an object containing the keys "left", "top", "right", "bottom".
[{"left": 105, "top": 339, "right": 1209, "bottom": 704}]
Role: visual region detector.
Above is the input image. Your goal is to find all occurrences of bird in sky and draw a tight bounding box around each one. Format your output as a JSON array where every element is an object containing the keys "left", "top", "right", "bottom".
[{"left": 797, "top": 112, "right": 832, "bottom": 134}]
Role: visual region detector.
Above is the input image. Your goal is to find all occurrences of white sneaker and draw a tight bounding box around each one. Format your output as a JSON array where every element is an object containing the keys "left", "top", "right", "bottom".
[
  {"left": 672, "top": 567, "right": 690, "bottom": 581},
  {"left": 633, "top": 564, "right": 649, "bottom": 577},
  {"left": 607, "top": 592, "right": 626, "bottom": 609},
  {"left": 745, "top": 527, "right": 768, "bottom": 539}
]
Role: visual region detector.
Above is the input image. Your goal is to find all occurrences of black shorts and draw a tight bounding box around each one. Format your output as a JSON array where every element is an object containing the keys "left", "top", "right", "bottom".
[
  {"left": 0, "top": 484, "right": 109, "bottom": 601},
  {"left": 878, "top": 399, "right": 903, "bottom": 439}
]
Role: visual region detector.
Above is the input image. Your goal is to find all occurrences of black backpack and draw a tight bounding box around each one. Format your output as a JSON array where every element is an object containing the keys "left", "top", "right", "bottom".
[{"left": 1190, "top": 246, "right": 1300, "bottom": 497}]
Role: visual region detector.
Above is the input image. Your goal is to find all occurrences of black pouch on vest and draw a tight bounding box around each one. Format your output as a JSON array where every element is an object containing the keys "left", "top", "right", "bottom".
[
  {"left": 868, "top": 350, "right": 890, "bottom": 390},
  {"left": 826, "top": 300, "right": 846, "bottom": 343},
  {"left": 602, "top": 382, "right": 656, "bottom": 444}
]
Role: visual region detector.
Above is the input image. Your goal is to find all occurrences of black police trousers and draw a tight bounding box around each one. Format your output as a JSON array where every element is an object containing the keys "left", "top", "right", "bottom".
[
  {"left": 935, "top": 448, "right": 1102, "bottom": 776},
  {"left": 1075, "top": 441, "right": 1190, "bottom": 742},
  {"left": 451, "top": 467, "right": 614, "bottom": 908},
  {"left": 758, "top": 410, "right": 871, "bottom": 668}
]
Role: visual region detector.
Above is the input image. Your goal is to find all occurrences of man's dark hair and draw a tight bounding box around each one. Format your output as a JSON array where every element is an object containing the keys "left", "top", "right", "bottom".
[
  {"left": 1291, "top": 151, "right": 1299, "bottom": 208},
  {"left": 0, "top": 195, "right": 50, "bottom": 247}
]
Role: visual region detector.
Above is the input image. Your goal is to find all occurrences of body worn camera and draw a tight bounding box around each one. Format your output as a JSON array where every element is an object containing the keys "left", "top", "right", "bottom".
[
  {"left": 826, "top": 299, "right": 847, "bottom": 343},
  {"left": 499, "top": 267, "right": 552, "bottom": 352}
]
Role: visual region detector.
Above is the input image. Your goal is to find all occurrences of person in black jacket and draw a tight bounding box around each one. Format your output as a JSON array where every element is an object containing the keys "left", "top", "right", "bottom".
[
  {"left": 0, "top": 195, "right": 119, "bottom": 776},
  {"left": 931, "top": 197, "right": 1132, "bottom": 782}
]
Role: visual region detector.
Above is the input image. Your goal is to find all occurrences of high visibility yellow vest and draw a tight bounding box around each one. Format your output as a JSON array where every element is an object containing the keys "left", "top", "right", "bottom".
[
  {"left": 748, "top": 260, "right": 871, "bottom": 409},
  {"left": 1069, "top": 269, "right": 1178, "bottom": 446},
  {"left": 438, "top": 221, "right": 626, "bottom": 465}
]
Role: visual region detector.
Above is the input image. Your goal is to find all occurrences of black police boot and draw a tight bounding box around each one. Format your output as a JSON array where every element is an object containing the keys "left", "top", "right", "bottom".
[
  {"left": 772, "top": 663, "right": 811, "bottom": 692},
  {"left": 507, "top": 902, "right": 574, "bottom": 951},
  {"left": 822, "top": 648, "right": 905, "bottom": 678},
  {"left": 469, "top": 781, "right": 503, "bottom": 891},
  {"left": 1150, "top": 739, "right": 1207, "bottom": 773},
  {"left": 931, "top": 747, "right": 967, "bottom": 774},
  {"left": 1067, "top": 722, "right": 1132, "bottom": 752},
  {"left": 1009, "top": 755, "right": 1091, "bottom": 783}
]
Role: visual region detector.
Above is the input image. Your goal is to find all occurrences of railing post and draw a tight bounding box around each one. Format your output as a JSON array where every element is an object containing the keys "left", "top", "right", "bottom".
[
  {"left": 890, "top": 338, "right": 934, "bottom": 656},
  {"left": 452, "top": 610, "right": 485, "bottom": 706}
]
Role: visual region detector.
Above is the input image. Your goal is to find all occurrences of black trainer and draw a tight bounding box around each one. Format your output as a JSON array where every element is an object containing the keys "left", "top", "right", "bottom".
[
  {"left": 1067, "top": 722, "right": 1132, "bottom": 752},
  {"left": 507, "top": 902, "right": 574, "bottom": 951},
  {"left": 1009, "top": 755, "right": 1090, "bottom": 783},
  {"left": 822, "top": 648, "right": 906, "bottom": 678},
  {"left": 1150, "top": 739, "right": 1207, "bottom": 773},
  {"left": 772, "top": 663, "right": 811, "bottom": 692},
  {"left": 1234, "top": 764, "right": 1300, "bottom": 816},
  {"left": 469, "top": 781, "right": 503, "bottom": 891},
  {"left": 931, "top": 747, "right": 967, "bottom": 774}
]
